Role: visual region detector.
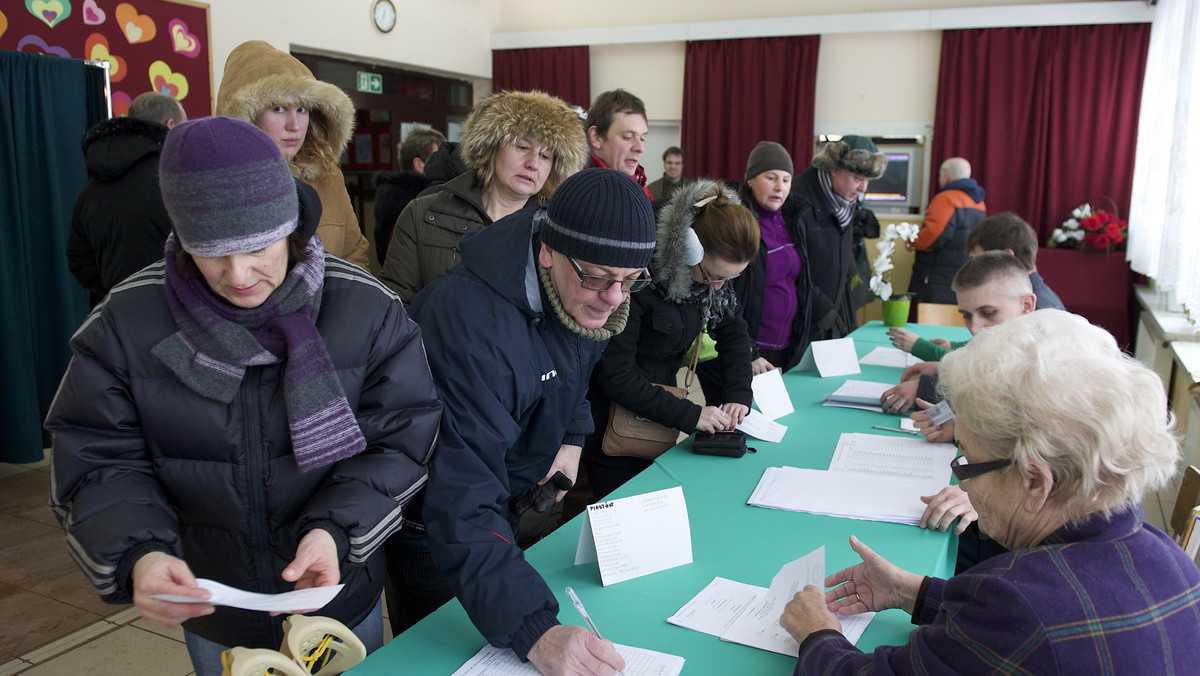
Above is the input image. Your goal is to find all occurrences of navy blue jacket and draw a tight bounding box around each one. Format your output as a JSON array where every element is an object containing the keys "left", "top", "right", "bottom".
[{"left": 411, "top": 207, "right": 605, "bottom": 658}]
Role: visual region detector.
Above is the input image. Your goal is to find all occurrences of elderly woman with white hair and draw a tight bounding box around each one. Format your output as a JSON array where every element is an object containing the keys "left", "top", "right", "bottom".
[{"left": 782, "top": 310, "right": 1200, "bottom": 674}]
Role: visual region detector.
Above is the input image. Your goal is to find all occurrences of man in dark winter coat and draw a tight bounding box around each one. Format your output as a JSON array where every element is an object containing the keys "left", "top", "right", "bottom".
[
  {"left": 67, "top": 92, "right": 186, "bottom": 307},
  {"left": 909, "top": 157, "right": 987, "bottom": 304},
  {"left": 372, "top": 127, "right": 445, "bottom": 265},
  {"left": 794, "top": 135, "right": 888, "bottom": 341},
  {"left": 407, "top": 169, "right": 656, "bottom": 676}
]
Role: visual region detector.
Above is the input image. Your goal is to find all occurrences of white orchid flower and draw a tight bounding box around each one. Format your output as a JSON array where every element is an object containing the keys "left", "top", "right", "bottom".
[
  {"left": 896, "top": 222, "right": 920, "bottom": 241},
  {"left": 871, "top": 278, "right": 893, "bottom": 301},
  {"left": 883, "top": 223, "right": 898, "bottom": 241},
  {"left": 876, "top": 240, "right": 895, "bottom": 258}
]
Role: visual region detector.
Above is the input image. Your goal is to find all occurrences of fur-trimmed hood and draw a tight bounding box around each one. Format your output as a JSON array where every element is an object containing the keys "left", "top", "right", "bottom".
[
  {"left": 458, "top": 90, "right": 589, "bottom": 200},
  {"left": 812, "top": 136, "right": 887, "bottom": 179},
  {"left": 653, "top": 179, "right": 744, "bottom": 301},
  {"left": 215, "top": 41, "right": 355, "bottom": 183},
  {"left": 81, "top": 117, "right": 168, "bottom": 181}
]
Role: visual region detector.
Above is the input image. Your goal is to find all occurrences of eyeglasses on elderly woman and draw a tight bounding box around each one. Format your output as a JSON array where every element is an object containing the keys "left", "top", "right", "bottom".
[{"left": 949, "top": 453, "right": 1013, "bottom": 482}]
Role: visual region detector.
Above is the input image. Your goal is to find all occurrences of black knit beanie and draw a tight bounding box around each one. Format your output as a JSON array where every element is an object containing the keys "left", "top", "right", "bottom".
[
  {"left": 744, "top": 141, "right": 794, "bottom": 182},
  {"left": 543, "top": 169, "right": 656, "bottom": 269}
]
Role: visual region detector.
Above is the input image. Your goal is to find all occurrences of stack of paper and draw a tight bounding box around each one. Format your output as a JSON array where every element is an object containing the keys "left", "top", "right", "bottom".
[
  {"left": 667, "top": 547, "right": 875, "bottom": 656},
  {"left": 453, "top": 643, "right": 684, "bottom": 676},
  {"left": 822, "top": 380, "right": 892, "bottom": 412},
  {"left": 746, "top": 433, "right": 957, "bottom": 525}
]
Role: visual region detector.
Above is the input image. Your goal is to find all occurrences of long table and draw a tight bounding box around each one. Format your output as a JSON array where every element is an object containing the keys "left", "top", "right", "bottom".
[{"left": 349, "top": 321, "right": 970, "bottom": 674}]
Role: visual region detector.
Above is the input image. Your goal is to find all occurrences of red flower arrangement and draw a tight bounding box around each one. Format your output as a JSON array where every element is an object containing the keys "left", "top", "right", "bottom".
[{"left": 1048, "top": 202, "right": 1128, "bottom": 253}]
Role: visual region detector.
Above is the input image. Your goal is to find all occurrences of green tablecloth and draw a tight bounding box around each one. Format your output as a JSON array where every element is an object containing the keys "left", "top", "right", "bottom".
[{"left": 349, "top": 321, "right": 970, "bottom": 674}]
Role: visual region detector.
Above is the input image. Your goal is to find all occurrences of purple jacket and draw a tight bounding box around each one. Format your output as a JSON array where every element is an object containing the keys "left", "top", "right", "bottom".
[{"left": 797, "top": 507, "right": 1200, "bottom": 674}]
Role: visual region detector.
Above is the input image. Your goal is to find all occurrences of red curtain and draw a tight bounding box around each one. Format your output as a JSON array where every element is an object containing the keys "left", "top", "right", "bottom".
[
  {"left": 682, "top": 36, "right": 820, "bottom": 183},
  {"left": 492, "top": 47, "right": 591, "bottom": 109},
  {"left": 931, "top": 25, "right": 1151, "bottom": 242}
]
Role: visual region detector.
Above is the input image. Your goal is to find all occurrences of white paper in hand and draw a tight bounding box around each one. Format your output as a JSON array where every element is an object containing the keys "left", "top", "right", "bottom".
[{"left": 152, "top": 579, "right": 343, "bottom": 613}]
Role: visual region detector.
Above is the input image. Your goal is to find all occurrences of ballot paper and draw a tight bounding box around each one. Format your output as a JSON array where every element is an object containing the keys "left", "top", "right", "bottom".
[
  {"left": 823, "top": 380, "right": 893, "bottom": 411},
  {"left": 796, "top": 338, "right": 861, "bottom": 377},
  {"left": 452, "top": 642, "right": 684, "bottom": 676},
  {"left": 667, "top": 550, "right": 876, "bottom": 656},
  {"left": 749, "top": 433, "right": 957, "bottom": 525},
  {"left": 859, "top": 346, "right": 924, "bottom": 369},
  {"left": 575, "top": 486, "right": 693, "bottom": 586},
  {"left": 751, "top": 368, "right": 794, "bottom": 420},
  {"left": 737, "top": 409, "right": 787, "bottom": 443},
  {"left": 151, "top": 579, "right": 343, "bottom": 613}
]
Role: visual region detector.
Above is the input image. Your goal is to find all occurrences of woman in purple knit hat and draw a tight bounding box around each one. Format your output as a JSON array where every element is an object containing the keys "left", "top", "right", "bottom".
[{"left": 45, "top": 116, "right": 442, "bottom": 676}]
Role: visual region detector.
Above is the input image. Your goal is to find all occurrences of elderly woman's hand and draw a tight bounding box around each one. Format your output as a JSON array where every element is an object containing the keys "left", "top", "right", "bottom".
[
  {"left": 132, "top": 551, "right": 213, "bottom": 628},
  {"left": 824, "top": 536, "right": 925, "bottom": 617},
  {"left": 920, "top": 485, "right": 978, "bottom": 534},
  {"left": 887, "top": 327, "right": 920, "bottom": 353},
  {"left": 782, "top": 585, "right": 841, "bottom": 644}
]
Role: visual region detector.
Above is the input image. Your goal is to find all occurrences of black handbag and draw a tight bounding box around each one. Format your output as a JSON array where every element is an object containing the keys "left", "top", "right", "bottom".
[{"left": 691, "top": 430, "right": 756, "bottom": 458}]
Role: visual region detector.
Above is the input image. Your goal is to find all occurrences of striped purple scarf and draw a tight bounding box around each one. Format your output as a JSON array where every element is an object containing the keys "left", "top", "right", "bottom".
[{"left": 151, "top": 234, "right": 365, "bottom": 472}]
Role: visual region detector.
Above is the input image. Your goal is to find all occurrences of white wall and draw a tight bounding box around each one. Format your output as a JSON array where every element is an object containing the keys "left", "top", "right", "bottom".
[{"left": 203, "top": 0, "right": 500, "bottom": 111}]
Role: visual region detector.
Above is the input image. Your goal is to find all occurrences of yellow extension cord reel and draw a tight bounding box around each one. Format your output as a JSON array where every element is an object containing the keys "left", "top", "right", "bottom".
[{"left": 222, "top": 615, "right": 368, "bottom": 676}]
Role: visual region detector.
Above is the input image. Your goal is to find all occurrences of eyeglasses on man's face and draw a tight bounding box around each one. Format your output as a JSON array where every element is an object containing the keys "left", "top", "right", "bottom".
[
  {"left": 949, "top": 453, "right": 1013, "bottom": 482},
  {"left": 566, "top": 256, "right": 651, "bottom": 293}
]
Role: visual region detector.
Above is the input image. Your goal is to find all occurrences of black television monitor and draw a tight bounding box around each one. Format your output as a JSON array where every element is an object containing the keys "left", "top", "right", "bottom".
[{"left": 865, "top": 150, "right": 921, "bottom": 214}]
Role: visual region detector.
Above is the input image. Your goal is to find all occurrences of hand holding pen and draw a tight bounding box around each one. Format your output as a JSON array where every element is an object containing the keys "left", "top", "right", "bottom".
[{"left": 566, "top": 587, "right": 626, "bottom": 676}]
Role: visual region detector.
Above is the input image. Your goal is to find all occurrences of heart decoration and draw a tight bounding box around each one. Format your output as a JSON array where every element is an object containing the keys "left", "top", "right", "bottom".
[
  {"left": 82, "top": 0, "right": 105, "bottom": 25},
  {"left": 168, "top": 19, "right": 200, "bottom": 58},
  {"left": 0, "top": 11, "right": 8, "bottom": 42},
  {"left": 26, "top": 0, "right": 72, "bottom": 29},
  {"left": 115, "top": 3, "right": 155, "bottom": 45},
  {"left": 111, "top": 90, "right": 132, "bottom": 118},
  {"left": 85, "top": 33, "right": 127, "bottom": 83},
  {"left": 148, "top": 60, "right": 188, "bottom": 101},
  {"left": 16, "top": 34, "right": 72, "bottom": 58}
]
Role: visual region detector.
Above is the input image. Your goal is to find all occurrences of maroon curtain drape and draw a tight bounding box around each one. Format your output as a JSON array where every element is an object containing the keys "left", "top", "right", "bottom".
[
  {"left": 931, "top": 25, "right": 1150, "bottom": 242},
  {"left": 682, "top": 36, "right": 820, "bottom": 183},
  {"left": 492, "top": 47, "right": 591, "bottom": 109}
]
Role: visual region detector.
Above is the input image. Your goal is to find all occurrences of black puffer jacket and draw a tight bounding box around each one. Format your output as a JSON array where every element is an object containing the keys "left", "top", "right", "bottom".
[
  {"left": 68, "top": 117, "right": 173, "bottom": 307},
  {"left": 372, "top": 170, "right": 431, "bottom": 265},
  {"left": 792, "top": 166, "right": 860, "bottom": 340},
  {"left": 46, "top": 257, "right": 442, "bottom": 649}
]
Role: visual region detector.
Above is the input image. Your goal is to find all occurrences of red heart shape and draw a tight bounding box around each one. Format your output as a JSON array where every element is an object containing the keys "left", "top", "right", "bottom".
[{"left": 153, "top": 75, "right": 179, "bottom": 98}]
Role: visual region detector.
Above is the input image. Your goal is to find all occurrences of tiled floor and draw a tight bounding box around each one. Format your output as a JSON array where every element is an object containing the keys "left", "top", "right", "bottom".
[{"left": 0, "top": 452, "right": 398, "bottom": 676}]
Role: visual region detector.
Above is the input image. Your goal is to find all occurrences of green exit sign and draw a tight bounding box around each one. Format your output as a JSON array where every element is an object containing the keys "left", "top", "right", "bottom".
[{"left": 357, "top": 71, "right": 382, "bottom": 94}]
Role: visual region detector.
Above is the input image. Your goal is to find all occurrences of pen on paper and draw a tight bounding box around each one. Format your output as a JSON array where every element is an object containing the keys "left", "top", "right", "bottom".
[
  {"left": 566, "top": 587, "right": 626, "bottom": 676},
  {"left": 872, "top": 425, "right": 919, "bottom": 435}
]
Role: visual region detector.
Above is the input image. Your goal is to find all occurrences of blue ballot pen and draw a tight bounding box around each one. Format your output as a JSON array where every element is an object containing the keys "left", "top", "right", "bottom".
[{"left": 565, "top": 587, "right": 625, "bottom": 676}]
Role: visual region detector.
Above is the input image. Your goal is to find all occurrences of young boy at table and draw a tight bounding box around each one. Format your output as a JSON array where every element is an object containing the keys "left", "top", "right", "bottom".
[
  {"left": 880, "top": 252, "right": 1037, "bottom": 572},
  {"left": 887, "top": 212, "right": 1062, "bottom": 361}
]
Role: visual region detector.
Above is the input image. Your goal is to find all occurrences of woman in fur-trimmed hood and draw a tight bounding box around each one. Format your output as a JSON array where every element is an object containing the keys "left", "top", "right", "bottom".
[
  {"left": 379, "top": 89, "right": 588, "bottom": 305},
  {"left": 216, "top": 40, "right": 369, "bottom": 268},
  {"left": 581, "top": 179, "right": 759, "bottom": 499}
]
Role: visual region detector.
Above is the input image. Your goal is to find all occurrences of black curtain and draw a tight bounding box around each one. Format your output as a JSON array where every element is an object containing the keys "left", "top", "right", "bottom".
[{"left": 0, "top": 51, "right": 104, "bottom": 463}]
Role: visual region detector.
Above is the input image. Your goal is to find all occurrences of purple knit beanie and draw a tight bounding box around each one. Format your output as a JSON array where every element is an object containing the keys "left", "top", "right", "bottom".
[{"left": 159, "top": 116, "right": 299, "bottom": 257}]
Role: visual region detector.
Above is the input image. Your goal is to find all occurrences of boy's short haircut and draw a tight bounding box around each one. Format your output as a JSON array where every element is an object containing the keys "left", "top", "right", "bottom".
[
  {"left": 586, "top": 89, "right": 647, "bottom": 138},
  {"left": 953, "top": 250, "right": 1034, "bottom": 295},
  {"left": 663, "top": 146, "right": 685, "bottom": 162},
  {"left": 966, "top": 212, "right": 1039, "bottom": 271}
]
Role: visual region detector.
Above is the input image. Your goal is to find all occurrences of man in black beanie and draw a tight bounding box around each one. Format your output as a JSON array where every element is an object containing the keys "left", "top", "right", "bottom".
[{"left": 398, "top": 169, "right": 656, "bottom": 675}]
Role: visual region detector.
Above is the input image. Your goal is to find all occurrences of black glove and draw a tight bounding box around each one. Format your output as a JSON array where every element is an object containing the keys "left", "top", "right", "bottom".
[{"left": 509, "top": 471, "right": 574, "bottom": 517}]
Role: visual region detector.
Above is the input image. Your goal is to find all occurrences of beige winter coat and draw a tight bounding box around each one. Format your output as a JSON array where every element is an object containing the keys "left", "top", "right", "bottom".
[{"left": 215, "top": 41, "right": 369, "bottom": 268}]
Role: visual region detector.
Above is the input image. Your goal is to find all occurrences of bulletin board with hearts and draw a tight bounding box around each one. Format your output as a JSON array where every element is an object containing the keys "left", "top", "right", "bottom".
[{"left": 0, "top": 0, "right": 212, "bottom": 119}]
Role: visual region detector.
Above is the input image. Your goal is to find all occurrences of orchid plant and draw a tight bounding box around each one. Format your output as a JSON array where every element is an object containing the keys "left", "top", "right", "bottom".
[{"left": 869, "top": 221, "right": 920, "bottom": 301}]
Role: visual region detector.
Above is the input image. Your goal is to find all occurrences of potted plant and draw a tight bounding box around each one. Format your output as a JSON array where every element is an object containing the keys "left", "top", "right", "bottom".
[
  {"left": 1048, "top": 200, "right": 1127, "bottom": 253},
  {"left": 869, "top": 221, "right": 920, "bottom": 327}
]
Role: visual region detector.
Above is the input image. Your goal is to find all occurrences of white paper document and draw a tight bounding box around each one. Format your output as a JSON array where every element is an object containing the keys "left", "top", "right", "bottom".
[
  {"left": 575, "top": 486, "right": 693, "bottom": 586},
  {"left": 859, "top": 346, "right": 923, "bottom": 369},
  {"left": 748, "top": 466, "right": 944, "bottom": 526},
  {"left": 796, "top": 338, "right": 862, "bottom": 377},
  {"left": 737, "top": 408, "right": 787, "bottom": 443},
  {"left": 151, "top": 579, "right": 343, "bottom": 613},
  {"left": 668, "top": 549, "right": 876, "bottom": 657},
  {"left": 452, "top": 642, "right": 684, "bottom": 676},
  {"left": 751, "top": 368, "right": 795, "bottom": 420},
  {"left": 828, "top": 433, "right": 957, "bottom": 480},
  {"left": 824, "top": 380, "right": 892, "bottom": 406}
]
